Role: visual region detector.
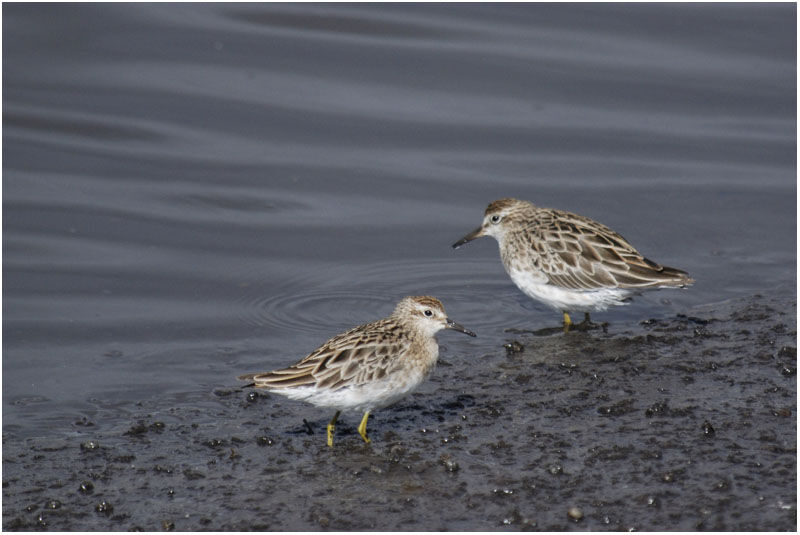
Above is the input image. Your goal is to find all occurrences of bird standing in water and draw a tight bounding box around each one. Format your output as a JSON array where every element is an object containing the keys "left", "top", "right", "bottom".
[
  {"left": 453, "top": 198, "right": 693, "bottom": 331},
  {"left": 238, "top": 296, "right": 476, "bottom": 446}
]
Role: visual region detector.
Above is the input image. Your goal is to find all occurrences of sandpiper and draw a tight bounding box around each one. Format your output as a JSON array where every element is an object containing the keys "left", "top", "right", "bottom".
[
  {"left": 238, "top": 296, "right": 476, "bottom": 446},
  {"left": 453, "top": 198, "right": 693, "bottom": 331}
]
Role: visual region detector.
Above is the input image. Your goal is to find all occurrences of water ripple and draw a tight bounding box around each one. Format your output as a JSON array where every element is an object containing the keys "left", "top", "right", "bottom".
[{"left": 232, "top": 258, "right": 520, "bottom": 335}]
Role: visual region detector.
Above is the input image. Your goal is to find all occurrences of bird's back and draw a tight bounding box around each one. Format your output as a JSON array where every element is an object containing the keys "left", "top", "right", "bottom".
[
  {"left": 238, "top": 318, "right": 413, "bottom": 392},
  {"left": 508, "top": 206, "right": 693, "bottom": 291}
]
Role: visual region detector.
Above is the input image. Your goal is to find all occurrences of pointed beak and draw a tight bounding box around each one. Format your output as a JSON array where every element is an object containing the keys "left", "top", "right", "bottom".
[
  {"left": 452, "top": 226, "right": 485, "bottom": 249},
  {"left": 445, "top": 318, "right": 476, "bottom": 337}
]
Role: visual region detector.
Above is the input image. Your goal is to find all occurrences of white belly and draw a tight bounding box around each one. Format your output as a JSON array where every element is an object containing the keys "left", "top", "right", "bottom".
[
  {"left": 508, "top": 267, "right": 631, "bottom": 313},
  {"left": 274, "top": 366, "right": 429, "bottom": 414}
]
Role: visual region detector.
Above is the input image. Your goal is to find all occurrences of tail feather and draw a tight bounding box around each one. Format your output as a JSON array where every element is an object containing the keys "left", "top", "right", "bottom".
[
  {"left": 655, "top": 263, "right": 694, "bottom": 287},
  {"left": 640, "top": 258, "right": 694, "bottom": 287},
  {"left": 237, "top": 369, "right": 315, "bottom": 389}
]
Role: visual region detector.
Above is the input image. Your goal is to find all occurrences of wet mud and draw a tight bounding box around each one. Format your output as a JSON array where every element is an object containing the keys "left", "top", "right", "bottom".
[{"left": 3, "top": 293, "right": 796, "bottom": 531}]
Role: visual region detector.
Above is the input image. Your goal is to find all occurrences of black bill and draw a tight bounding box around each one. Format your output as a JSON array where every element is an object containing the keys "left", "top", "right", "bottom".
[
  {"left": 452, "top": 227, "right": 484, "bottom": 249},
  {"left": 446, "top": 318, "right": 477, "bottom": 337}
]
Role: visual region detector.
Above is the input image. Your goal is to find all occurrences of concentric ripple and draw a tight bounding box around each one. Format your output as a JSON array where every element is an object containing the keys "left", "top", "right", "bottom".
[{"left": 231, "top": 257, "right": 527, "bottom": 337}]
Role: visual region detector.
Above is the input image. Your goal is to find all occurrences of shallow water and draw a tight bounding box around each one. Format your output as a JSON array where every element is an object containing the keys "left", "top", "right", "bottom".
[{"left": 2, "top": 3, "right": 796, "bottom": 530}]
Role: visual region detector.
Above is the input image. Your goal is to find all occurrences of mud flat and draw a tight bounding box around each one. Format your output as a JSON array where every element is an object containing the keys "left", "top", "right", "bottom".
[{"left": 3, "top": 293, "right": 796, "bottom": 531}]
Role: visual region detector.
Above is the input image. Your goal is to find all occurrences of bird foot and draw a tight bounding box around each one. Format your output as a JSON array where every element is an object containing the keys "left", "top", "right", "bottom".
[
  {"left": 357, "top": 411, "right": 371, "bottom": 444},
  {"left": 563, "top": 313, "right": 607, "bottom": 333},
  {"left": 569, "top": 319, "right": 608, "bottom": 333}
]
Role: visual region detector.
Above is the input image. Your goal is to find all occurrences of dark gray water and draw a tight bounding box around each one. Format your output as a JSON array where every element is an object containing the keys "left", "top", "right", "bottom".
[{"left": 3, "top": 3, "right": 796, "bottom": 531}]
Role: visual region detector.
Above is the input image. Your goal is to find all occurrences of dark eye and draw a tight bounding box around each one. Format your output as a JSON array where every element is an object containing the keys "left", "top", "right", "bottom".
[
  {"left": 423, "top": 309, "right": 433, "bottom": 317},
  {"left": 490, "top": 215, "right": 501, "bottom": 223}
]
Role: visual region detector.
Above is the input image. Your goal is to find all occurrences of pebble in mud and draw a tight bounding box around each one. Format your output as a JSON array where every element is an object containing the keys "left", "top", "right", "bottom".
[
  {"left": 567, "top": 507, "right": 583, "bottom": 521},
  {"left": 95, "top": 500, "right": 113, "bottom": 515},
  {"left": 80, "top": 440, "right": 100, "bottom": 451},
  {"left": 439, "top": 454, "right": 459, "bottom": 472},
  {"left": 548, "top": 464, "right": 563, "bottom": 475},
  {"left": 503, "top": 509, "right": 536, "bottom": 529},
  {"left": 444, "top": 459, "right": 459, "bottom": 472},
  {"left": 257, "top": 435, "right": 275, "bottom": 446},
  {"left": 125, "top": 421, "right": 150, "bottom": 436},
  {"left": 714, "top": 479, "right": 730, "bottom": 491},
  {"left": 79, "top": 481, "right": 94, "bottom": 494},
  {"left": 389, "top": 444, "right": 406, "bottom": 462},
  {"left": 702, "top": 420, "right": 716, "bottom": 437}
]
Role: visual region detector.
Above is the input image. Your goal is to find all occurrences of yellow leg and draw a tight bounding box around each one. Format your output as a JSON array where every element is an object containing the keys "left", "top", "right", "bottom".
[
  {"left": 326, "top": 411, "right": 340, "bottom": 447},
  {"left": 563, "top": 312, "right": 572, "bottom": 332},
  {"left": 357, "top": 411, "right": 371, "bottom": 444}
]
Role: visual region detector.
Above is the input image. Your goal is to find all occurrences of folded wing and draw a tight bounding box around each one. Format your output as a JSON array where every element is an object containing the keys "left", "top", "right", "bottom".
[
  {"left": 238, "top": 320, "right": 404, "bottom": 391},
  {"left": 528, "top": 210, "right": 693, "bottom": 291}
]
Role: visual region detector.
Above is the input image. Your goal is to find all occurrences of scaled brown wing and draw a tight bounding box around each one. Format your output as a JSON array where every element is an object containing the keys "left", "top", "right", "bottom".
[
  {"left": 528, "top": 210, "right": 682, "bottom": 290},
  {"left": 245, "top": 320, "right": 405, "bottom": 391}
]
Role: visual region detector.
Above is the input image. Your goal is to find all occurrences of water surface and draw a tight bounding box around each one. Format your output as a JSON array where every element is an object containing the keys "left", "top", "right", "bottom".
[{"left": 3, "top": 2, "right": 795, "bottom": 446}]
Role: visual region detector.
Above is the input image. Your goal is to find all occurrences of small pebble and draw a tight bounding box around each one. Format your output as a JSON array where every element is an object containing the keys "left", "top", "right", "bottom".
[
  {"left": 79, "top": 481, "right": 94, "bottom": 494},
  {"left": 95, "top": 500, "right": 113, "bottom": 515},
  {"left": 443, "top": 459, "right": 459, "bottom": 473},
  {"left": 568, "top": 507, "right": 583, "bottom": 521},
  {"left": 702, "top": 420, "right": 715, "bottom": 437},
  {"left": 80, "top": 440, "right": 100, "bottom": 451},
  {"left": 149, "top": 421, "right": 166, "bottom": 432}
]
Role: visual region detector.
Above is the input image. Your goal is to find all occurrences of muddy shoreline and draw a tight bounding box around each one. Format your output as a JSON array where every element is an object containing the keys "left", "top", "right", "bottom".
[{"left": 3, "top": 293, "right": 796, "bottom": 531}]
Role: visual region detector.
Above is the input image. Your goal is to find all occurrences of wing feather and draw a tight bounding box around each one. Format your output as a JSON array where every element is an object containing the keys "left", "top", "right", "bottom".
[
  {"left": 522, "top": 209, "right": 692, "bottom": 290},
  {"left": 243, "top": 319, "right": 407, "bottom": 392}
]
